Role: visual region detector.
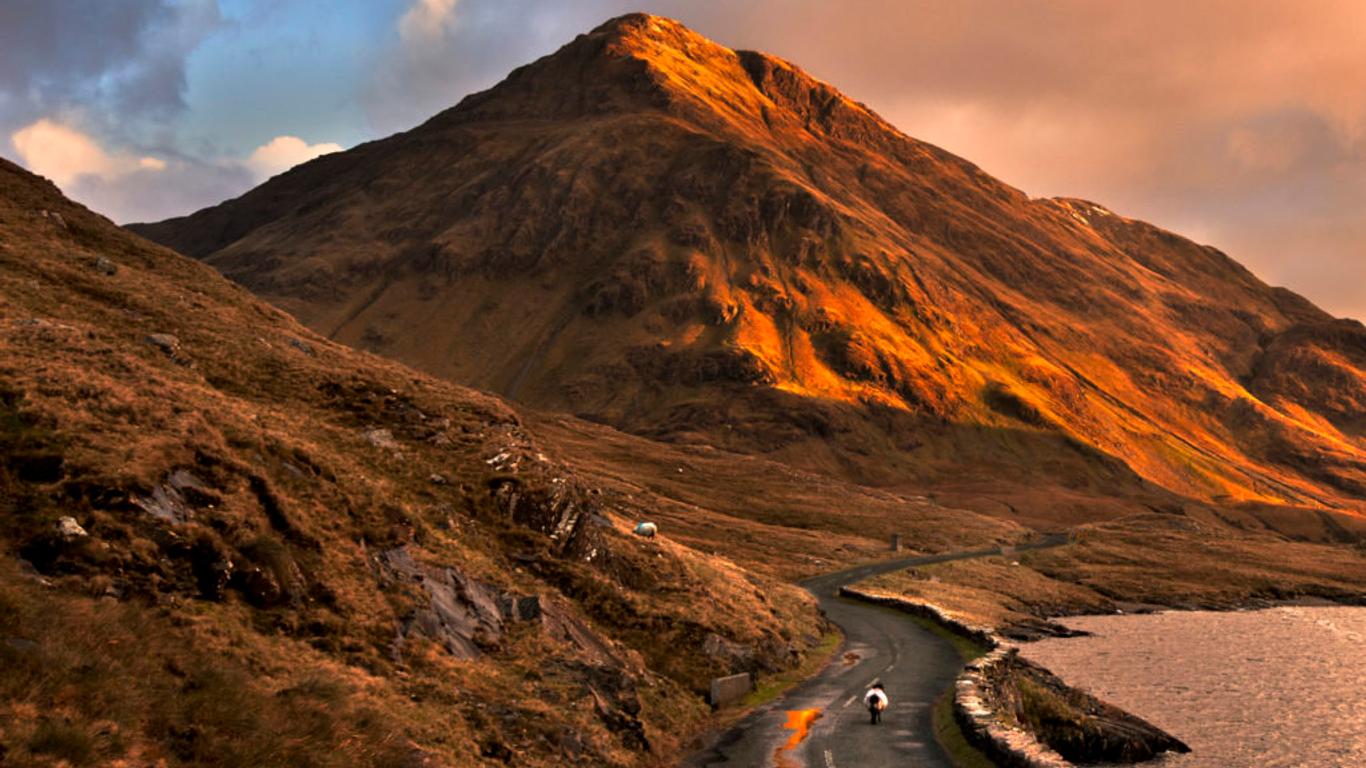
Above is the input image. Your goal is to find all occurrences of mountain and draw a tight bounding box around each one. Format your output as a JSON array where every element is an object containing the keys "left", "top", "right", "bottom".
[
  {"left": 132, "top": 13, "right": 1366, "bottom": 521},
  {"left": 0, "top": 156, "right": 862, "bottom": 765}
]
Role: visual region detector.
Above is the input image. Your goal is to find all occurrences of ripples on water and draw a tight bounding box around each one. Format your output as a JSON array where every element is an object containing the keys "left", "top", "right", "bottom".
[{"left": 1020, "top": 606, "right": 1366, "bottom": 768}]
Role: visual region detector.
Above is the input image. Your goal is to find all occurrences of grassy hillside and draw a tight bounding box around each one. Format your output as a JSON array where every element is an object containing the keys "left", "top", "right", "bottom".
[{"left": 0, "top": 157, "right": 839, "bottom": 766}]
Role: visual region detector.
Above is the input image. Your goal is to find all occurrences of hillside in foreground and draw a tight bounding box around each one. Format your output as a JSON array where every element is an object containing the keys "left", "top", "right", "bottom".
[
  {"left": 134, "top": 14, "right": 1366, "bottom": 524},
  {"left": 0, "top": 156, "right": 870, "bottom": 766}
]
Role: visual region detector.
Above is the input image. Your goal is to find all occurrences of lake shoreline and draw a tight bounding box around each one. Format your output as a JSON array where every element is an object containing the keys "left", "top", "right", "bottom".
[{"left": 1018, "top": 604, "right": 1366, "bottom": 767}]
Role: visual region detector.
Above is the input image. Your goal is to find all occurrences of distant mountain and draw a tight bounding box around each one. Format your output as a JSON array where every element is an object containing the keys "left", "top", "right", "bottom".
[{"left": 133, "top": 13, "right": 1366, "bottom": 517}]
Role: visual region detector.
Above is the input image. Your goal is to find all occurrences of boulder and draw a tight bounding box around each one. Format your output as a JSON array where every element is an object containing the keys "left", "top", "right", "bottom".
[
  {"left": 145, "top": 333, "right": 180, "bottom": 355},
  {"left": 364, "top": 428, "right": 400, "bottom": 451},
  {"left": 134, "top": 483, "right": 193, "bottom": 524},
  {"left": 702, "top": 632, "right": 754, "bottom": 670},
  {"left": 500, "top": 594, "right": 543, "bottom": 622},
  {"left": 56, "top": 516, "right": 87, "bottom": 539},
  {"left": 93, "top": 255, "right": 117, "bottom": 275}
]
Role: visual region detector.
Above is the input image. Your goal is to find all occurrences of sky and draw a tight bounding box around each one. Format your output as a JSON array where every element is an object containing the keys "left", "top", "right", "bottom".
[{"left": 2, "top": 1, "right": 1363, "bottom": 321}]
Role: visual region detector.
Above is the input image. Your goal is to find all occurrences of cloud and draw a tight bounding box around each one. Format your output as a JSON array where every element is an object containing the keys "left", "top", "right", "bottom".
[
  {"left": 0, "top": 0, "right": 223, "bottom": 141},
  {"left": 399, "top": 0, "right": 459, "bottom": 44},
  {"left": 246, "top": 135, "right": 343, "bottom": 181},
  {"left": 0, "top": 1, "right": 230, "bottom": 224},
  {"left": 11, "top": 118, "right": 167, "bottom": 186},
  {"left": 8, "top": 118, "right": 341, "bottom": 224}
]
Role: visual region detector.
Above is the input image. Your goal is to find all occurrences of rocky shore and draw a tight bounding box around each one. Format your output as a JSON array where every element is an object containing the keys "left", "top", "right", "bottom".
[{"left": 841, "top": 587, "right": 1190, "bottom": 766}]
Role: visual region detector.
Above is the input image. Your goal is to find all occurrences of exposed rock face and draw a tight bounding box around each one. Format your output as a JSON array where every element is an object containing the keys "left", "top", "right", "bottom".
[
  {"left": 377, "top": 546, "right": 505, "bottom": 660},
  {"left": 131, "top": 14, "right": 1366, "bottom": 515},
  {"left": 701, "top": 632, "right": 754, "bottom": 672},
  {"left": 144, "top": 333, "right": 180, "bottom": 355}
]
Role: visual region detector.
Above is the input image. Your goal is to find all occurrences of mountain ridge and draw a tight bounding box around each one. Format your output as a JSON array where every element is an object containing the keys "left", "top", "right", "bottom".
[{"left": 131, "top": 13, "right": 1366, "bottom": 520}]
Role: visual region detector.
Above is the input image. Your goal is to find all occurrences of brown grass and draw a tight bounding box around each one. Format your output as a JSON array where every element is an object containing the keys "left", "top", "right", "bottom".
[
  {"left": 0, "top": 158, "right": 828, "bottom": 765},
  {"left": 857, "top": 515, "right": 1365, "bottom": 635}
]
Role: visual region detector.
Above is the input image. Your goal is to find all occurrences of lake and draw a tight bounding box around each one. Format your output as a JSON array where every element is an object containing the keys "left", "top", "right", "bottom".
[{"left": 1019, "top": 606, "right": 1366, "bottom": 768}]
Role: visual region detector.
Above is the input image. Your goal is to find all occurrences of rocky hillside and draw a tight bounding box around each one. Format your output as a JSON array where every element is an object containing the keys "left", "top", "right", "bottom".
[
  {"left": 0, "top": 156, "right": 847, "bottom": 766},
  {"left": 133, "top": 14, "right": 1366, "bottom": 521}
]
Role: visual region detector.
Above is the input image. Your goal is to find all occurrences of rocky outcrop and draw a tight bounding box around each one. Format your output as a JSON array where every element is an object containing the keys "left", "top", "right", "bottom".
[
  {"left": 969, "top": 651, "right": 1191, "bottom": 765},
  {"left": 841, "top": 587, "right": 1189, "bottom": 766},
  {"left": 955, "top": 647, "right": 1072, "bottom": 768},
  {"left": 376, "top": 547, "right": 506, "bottom": 660},
  {"left": 701, "top": 631, "right": 755, "bottom": 671}
]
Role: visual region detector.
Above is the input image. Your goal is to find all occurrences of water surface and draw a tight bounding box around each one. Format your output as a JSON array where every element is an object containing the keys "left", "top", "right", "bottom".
[{"left": 1020, "top": 606, "right": 1366, "bottom": 768}]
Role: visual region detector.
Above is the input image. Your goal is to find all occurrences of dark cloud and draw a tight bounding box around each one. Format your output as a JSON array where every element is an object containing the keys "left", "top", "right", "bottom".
[
  {"left": 0, "top": 1, "right": 242, "bottom": 224},
  {"left": 0, "top": 0, "right": 223, "bottom": 139}
]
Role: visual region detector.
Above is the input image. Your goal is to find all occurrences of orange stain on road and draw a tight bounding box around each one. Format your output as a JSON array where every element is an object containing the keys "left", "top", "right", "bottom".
[{"left": 774, "top": 708, "right": 822, "bottom": 766}]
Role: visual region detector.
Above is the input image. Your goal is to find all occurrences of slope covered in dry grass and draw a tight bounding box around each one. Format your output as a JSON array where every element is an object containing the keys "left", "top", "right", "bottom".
[
  {"left": 856, "top": 514, "right": 1365, "bottom": 639},
  {"left": 0, "top": 157, "right": 848, "bottom": 766}
]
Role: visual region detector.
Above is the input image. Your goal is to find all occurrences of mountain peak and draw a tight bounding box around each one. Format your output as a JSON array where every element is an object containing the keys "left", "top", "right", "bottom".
[
  {"left": 586, "top": 12, "right": 697, "bottom": 45},
  {"left": 133, "top": 14, "right": 1366, "bottom": 513},
  {"left": 435, "top": 12, "right": 888, "bottom": 147}
]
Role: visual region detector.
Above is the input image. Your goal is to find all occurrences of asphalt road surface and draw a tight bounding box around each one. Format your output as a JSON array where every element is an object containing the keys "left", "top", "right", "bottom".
[{"left": 687, "top": 535, "right": 1070, "bottom": 768}]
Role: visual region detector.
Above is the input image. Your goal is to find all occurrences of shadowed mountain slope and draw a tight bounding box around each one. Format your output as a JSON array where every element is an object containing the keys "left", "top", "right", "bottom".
[{"left": 133, "top": 13, "right": 1366, "bottom": 519}]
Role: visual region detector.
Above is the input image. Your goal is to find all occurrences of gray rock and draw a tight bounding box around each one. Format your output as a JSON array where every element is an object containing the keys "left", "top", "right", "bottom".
[
  {"left": 168, "top": 468, "right": 208, "bottom": 494},
  {"left": 56, "top": 516, "right": 87, "bottom": 539},
  {"left": 500, "top": 594, "right": 543, "bottom": 622},
  {"left": 134, "top": 483, "right": 192, "bottom": 524},
  {"left": 428, "top": 473, "right": 448, "bottom": 485},
  {"left": 364, "top": 428, "right": 400, "bottom": 451},
  {"left": 515, "top": 595, "right": 542, "bottom": 621},
  {"left": 2, "top": 637, "right": 39, "bottom": 653},
  {"left": 145, "top": 333, "right": 180, "bottom": 354},
  {"left": 93, "top": 256, "right": 117, "bottom": 276},
  {"left": 377, "top": 547, "right": 504, "bottom": 660},
  {"left": 287, "top": 337, "right": 314, "bottom": 355},
  {"left": 702, "top": 632, "right": 754, "bottom": 670}
]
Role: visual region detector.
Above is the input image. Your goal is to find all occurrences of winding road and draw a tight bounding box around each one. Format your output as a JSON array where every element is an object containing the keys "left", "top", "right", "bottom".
[{"left": 687, "top": 535, "right": 1071, "bottom": 768}]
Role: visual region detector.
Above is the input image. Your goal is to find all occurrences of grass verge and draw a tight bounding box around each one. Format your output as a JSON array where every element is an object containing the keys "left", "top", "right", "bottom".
[
  {"left": 901, "top": 613, "right": 989, "bottom": 663},
  {"left": 933, "top": 689, "right": 996, "bottom": 768}
]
